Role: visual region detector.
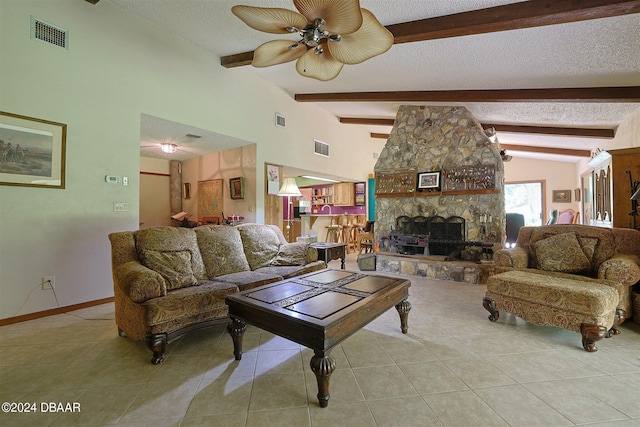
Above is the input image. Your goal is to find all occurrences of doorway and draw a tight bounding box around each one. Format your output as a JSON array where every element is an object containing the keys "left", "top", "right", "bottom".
[{"left": 505, "top": 181, "right": 545, "bottom": 226}]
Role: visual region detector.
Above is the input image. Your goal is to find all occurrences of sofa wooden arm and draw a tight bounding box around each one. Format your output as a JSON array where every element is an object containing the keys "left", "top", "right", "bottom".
[
  {"left": 598, "top": 254, "right": 640, "bottom": 286},
  {"left": 113, "top": 261, "right": 167, "bottom": 303},
  {"left": 493, "top": 247, "right": 529, "bottom": 268}
]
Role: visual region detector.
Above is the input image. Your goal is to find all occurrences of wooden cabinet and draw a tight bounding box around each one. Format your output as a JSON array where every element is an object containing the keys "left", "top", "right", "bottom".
[
  {"left": 587, "top": 147, "right": 640, "bottom": 229},
  {"left": 333, "top": 182, "right": 354, "bottom": 206},
  {"left": 610, "top": 148, "right": 640, "bottom": 229}
]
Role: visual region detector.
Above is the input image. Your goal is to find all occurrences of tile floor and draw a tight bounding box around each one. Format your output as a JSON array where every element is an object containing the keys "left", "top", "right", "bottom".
[{"left": 1, "top": 253, "right": 639, "bottom": 426}]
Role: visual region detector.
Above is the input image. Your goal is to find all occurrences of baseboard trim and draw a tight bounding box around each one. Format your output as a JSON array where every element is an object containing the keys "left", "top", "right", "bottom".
[{"left": 0, "top": 297, "right": 115, "bottom": 326}]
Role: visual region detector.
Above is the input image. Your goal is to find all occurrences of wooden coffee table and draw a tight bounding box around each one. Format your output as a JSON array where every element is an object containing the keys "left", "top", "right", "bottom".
[{"left": 225, "top": 269, "right": 411, "bottom": 408}]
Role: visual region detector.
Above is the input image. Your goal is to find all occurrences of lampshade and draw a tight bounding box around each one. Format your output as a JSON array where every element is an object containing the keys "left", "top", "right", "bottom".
[
  {"left": 277, "top": 177, "right": 302, "bottom": 197},
  {"left": 631, "top": 188, "right": 640, "bottom": 200}
]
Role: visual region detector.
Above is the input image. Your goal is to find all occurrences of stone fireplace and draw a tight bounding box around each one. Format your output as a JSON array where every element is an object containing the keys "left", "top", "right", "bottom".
[{"left": 373, "top": 106, "right": 506, "bottom": 281}]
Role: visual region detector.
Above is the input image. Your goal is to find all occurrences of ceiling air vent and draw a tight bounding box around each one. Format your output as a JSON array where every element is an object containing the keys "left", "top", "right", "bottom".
[
  {"left": 275, "top": 113, "right": 286, "bottom": 128},
  {"left": 314, "top": 139, "right": 329, "bottom": 157},
  {"left": 31, "top": 17, "right": 68, "bottom": 50}
]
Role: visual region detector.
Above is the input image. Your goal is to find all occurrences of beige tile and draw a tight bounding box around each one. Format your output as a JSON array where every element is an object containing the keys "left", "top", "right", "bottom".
[
  {"left": 185, "top": 375, "right": 253, "bottom": 416},
  {"left": 380, "top": 338, "right": 438, "bottom": 364},
  {"left": 341, "top": 340, "right": 395, "bottom": 368},
  {"left": 399, "top": 360, "right": 469, "bottom": 394},
  {"left": 523, "top": 380, "right": 628, "bottom": 424},
  {"left": 485, "top": 353, "right": 561, "bottom": 383},
  {"left": 369, "top": 395, "right": 442, "bottom": 427},
  {"left": 443, "top": 357, "right": 516, "bottom": 389},
  {"left": 309, "top": 401, "right": 376, "bottom": 427},
  {"left": 352, "top": 365, "right": 418, "bottom": 400},
  {"left": 254, "top": 348, "right": 304, "bottom": 375},
  {"left": 423, "top": 390, "right": 509, "bottom": 427},
  {"left": 248, "top": 372, "right": 308, "bottom": 411},
  {"left": 119, "top": 378, "right": 200, "bottom": 423},
  {"left": 49, "top": 383, "right": 145, "bottom": 426},
  {"left": 569, "top": 376, "right": 640, "bottom": 418},
  {"left": 246, "top": 407, "right": 310, "bottom": 427},
  {"left": 474, "top": 384, "right": 572, "bottom": 426},
  {"left": 181, "top": 412, "right": 247, "bottom": 427},
  {"left": 304, "top": 368, "right": 365, "bottom": 404},
  {"left": 2, "top": 255, "right": 640, "bottom": 427}
]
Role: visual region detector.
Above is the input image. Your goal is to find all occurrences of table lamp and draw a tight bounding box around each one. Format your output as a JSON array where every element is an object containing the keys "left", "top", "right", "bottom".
[{"left": 277, "top": 177, "right": 302, "bottom": 241}]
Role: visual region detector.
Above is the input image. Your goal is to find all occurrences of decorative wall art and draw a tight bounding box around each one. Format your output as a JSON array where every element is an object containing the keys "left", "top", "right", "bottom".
[
  {"left": 197, "top": 179, "right": 223, "bottom": 221},
  {"left": 266, "top": 164, "right": 280, "bottom": 195},
  {"left": 0, "top": 111, "right": 66, "bottom": 188},
  {"left": 553, "top": 189, "right": 572, "bottom": 203},
  {"left": 417, "top": 171, "right": 441, "bottom": 190},
  {"left": 229, "top": 177, "right": 244, "bottom": 200}
]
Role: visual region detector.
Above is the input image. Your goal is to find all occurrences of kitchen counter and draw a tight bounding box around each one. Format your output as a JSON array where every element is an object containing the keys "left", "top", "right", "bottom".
[{"left": 299, "top": 214, "right": 339, "bottom": 240}]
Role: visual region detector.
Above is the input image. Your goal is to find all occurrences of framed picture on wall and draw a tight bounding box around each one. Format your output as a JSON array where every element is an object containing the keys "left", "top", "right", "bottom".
[
  {"left": 417, "top": 171, "right": 440, "bottom": 189},
  {"left": 229, "top": 177, "right": 244, "bottom": 199},
  {"left": 552, "top": 189, "right": 572, "bottom": 203},
  {"left": 0, "top": 111, "right": 67, "bottom": 189}
]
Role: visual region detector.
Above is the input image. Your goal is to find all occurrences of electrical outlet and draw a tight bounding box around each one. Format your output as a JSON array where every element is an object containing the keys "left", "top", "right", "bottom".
[{"left": 42, "top": 275, "right": 55, "bottom": 290}]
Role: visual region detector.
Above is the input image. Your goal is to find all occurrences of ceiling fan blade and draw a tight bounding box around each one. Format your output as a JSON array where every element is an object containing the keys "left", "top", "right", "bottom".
[
  {"left": 232, "top": 5, "right": 308, "bottom": 34},
  {"left": 293, "top": 0, "right": 362, "bottom": 34},
  {"left": 328, "top": 9, "right": 393, "bottom": 65},
  {"left": 295, "top": 44, "right": 344, "bottom": 81},
  {"left": 252, "top": 40, "right": 307, "bottom": 67}
]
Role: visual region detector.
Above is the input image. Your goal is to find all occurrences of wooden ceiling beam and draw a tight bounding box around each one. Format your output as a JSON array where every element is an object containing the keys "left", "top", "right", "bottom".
[
  {"left": 368, "top": 134, "right": 591, "bottom": 157},
  {"left": 389, "top": 0, "right": 640, "bottom": 44},
  {"left": 483, "top": 124, "right": 615, "bottom": 138},
  {"left": 499, "top": 144, "right": 592, "bottom": 158},
  {"left": 297, "top": 87, "right": 640, "bottom": 103},
  {"left": 221, "top": 0, "right": 640, "bottom": 68},
  {"left": 346, "top": 117, "right": 614, "bottom": 138}
]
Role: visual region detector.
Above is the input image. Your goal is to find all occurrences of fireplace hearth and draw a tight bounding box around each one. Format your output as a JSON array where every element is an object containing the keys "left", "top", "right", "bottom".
[
  {"left": 384, "top": 215, "right": 492, "bottom": 259},
  {"left": 373, "top": 105, "right": 506, "bottom": 256}
]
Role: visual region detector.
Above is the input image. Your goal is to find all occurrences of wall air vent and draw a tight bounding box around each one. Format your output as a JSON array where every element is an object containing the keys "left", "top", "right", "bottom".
[
  {"left": 314, "top": 139, "right": 329, "bottom": 157},
  {"left": 31, "top": 17, "right": 68, "bottom": 50},
  {"left": 275, "top": 113, "right": 286, "bottom": 128}
]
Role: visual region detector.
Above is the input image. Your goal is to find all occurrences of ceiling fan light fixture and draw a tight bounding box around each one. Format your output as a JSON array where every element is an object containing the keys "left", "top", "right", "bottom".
[
  {"left": 161, "top": 143, "right": 177, "bottom": 154},
  {"left": 233, "top": 0, "right": 391, "bottom": 80}
]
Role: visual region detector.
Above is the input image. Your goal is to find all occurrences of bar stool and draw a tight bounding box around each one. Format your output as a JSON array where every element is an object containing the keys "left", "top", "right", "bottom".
[
  {"left": 324, "top": 216, "right": 341, "bottom": 242},
  {"left": 341, "top": 214, "right": 356, "bottom": 253}
]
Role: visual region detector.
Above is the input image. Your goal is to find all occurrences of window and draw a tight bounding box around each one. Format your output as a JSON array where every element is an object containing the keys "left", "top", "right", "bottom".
[{"left": 505, "top": 181, "right": 545, "bottom": 226}]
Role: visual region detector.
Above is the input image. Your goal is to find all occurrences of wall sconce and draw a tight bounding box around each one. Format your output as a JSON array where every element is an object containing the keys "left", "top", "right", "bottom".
[{"left": 182, "top": 182, "right": 191, "bottom": 199}]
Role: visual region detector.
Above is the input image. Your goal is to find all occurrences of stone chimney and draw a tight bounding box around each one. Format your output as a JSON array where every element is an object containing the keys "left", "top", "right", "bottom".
[{"left": 374, "top": 105, "right": 506, "bottom": 252}]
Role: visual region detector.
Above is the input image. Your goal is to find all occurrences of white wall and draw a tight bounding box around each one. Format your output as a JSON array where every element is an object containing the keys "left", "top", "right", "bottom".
[
  {"left": 504, "top": 157, "right": 579, "bottom": 218},
  {"left": 0, "top": 0, "right": 379, "bottom": 319}
]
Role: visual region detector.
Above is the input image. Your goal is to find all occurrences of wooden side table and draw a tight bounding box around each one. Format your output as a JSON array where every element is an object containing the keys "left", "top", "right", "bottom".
[{"left": 310, "top": 242, "right": 347, "bottom": 269}]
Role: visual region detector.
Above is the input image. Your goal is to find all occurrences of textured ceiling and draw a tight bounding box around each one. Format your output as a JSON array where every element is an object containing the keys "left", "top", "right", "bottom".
[{"left": 107, "top": 0, "right": 640, "bottom": 164}]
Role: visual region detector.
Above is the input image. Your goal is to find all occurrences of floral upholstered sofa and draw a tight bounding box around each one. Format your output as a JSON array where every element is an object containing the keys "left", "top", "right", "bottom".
[
  {"left": 109, "top": 223, "right": 326, "bottom": 364},
  {"left": 484, "top": 224, "right": 640, "bottom": 351}
]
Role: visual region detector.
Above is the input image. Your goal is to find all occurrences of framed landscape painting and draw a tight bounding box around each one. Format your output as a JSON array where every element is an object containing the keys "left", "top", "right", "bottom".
[{"left": 0, "top": 111, "right": 66, "bottom": 189}]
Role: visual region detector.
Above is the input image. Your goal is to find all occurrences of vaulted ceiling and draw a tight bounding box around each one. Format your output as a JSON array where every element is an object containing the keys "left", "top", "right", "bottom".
[{"left": 101, "top": 0, "right": 640, "bottom": 163}]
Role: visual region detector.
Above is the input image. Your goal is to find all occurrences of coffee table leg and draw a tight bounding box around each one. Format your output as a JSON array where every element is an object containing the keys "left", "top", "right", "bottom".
[
  {"left": 310, "top": 350, "right": 336, "bottom": 408},
  {"left": 395, "top": 299, "right": 411, "bottom": 334},
  {"left": 227, "top": 317, "right": 247, "bottom": 360}
]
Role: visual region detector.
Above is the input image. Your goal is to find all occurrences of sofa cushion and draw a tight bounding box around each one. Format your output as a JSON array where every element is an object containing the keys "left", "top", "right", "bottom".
[
  {"left": 214, "top": 271, "right": 284, "bottom": 291},
  {"left": 143, "top": 281, "right": 239, "bottom": 326},
  {"left": 255, "top": 260, "right": 327, "bottom": 279},
  {"left": 271, "top": 242, "right": 309, "bottom": 266},
  {"left": 195, "top": 225, "right": 251, "bottom": 278},
  {"left": 142, "top": 250, "right": 198, "bottom": 290},
  {"left": 533, "top": 232, "right": 591, "bottom": 273},
  {"left": 136, "top": 226, "right": 206, "bottom": 279},
  {"left": 237, "top": 224, "right": 281, "bottom": 270}
]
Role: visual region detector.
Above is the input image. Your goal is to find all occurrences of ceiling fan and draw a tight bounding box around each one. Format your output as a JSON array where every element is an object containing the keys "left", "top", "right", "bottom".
[{"left": 231, "top": 0, "right": 393, "bottom": 81}]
